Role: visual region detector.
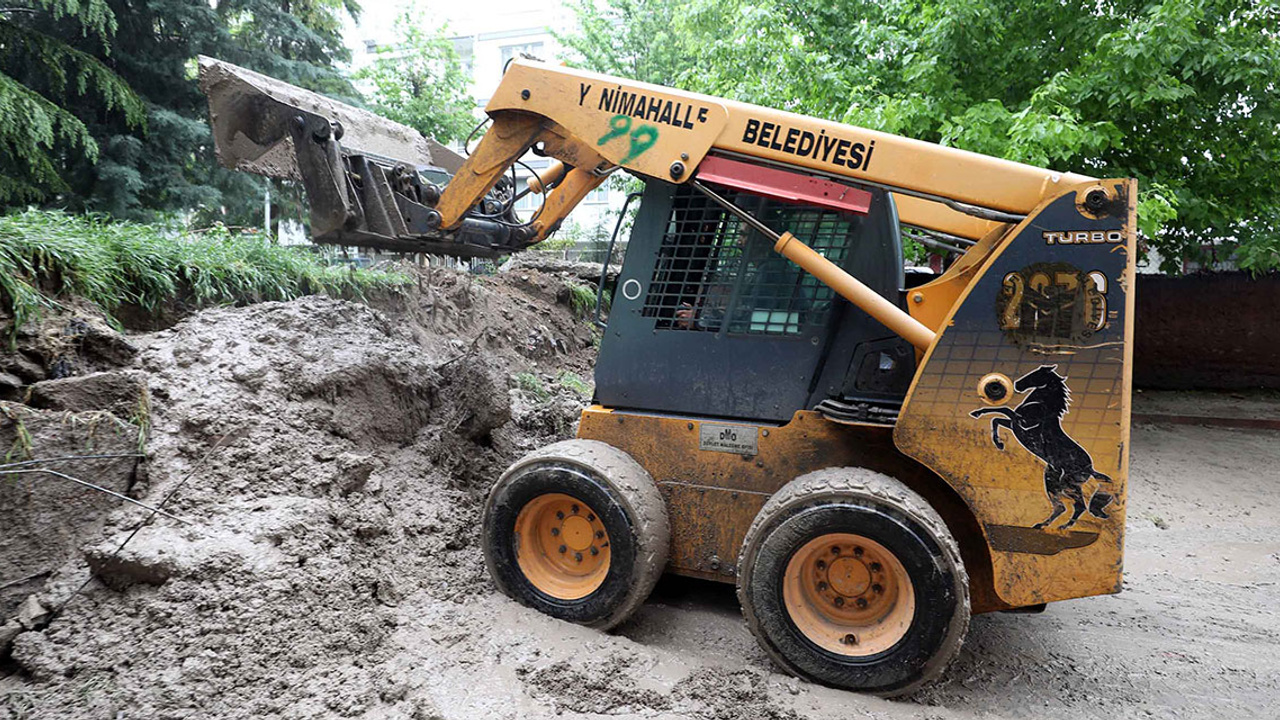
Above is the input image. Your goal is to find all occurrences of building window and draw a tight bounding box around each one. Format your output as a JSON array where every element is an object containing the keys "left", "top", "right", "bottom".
[{"left": 500, "top": 41, "right": 544, "bottom": 72}]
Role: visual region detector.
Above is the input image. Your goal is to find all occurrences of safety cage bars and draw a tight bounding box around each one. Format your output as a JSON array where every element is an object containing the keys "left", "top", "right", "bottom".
[{"left": 641, "top": 184, "right": 860, "bottom": 337}]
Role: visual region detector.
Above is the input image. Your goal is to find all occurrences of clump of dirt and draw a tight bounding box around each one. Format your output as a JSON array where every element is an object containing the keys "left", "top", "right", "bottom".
[
  {"left": 522, "top": 656, "right": 673, "bottom": 714},
  {"left": 0, "top": 300, "right": 138, "bottom": 401}
]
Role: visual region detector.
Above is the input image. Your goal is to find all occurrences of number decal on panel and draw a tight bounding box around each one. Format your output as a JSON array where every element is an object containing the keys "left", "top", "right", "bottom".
[
  {"left": 597, "top": 114, "right": 660, "bottom": 164},
  {"left": 997, "top": 263, "right": 1109, "bottom": 346}
]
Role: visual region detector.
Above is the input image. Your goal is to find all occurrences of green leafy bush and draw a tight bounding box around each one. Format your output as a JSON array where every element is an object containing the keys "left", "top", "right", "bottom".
[{"left": 0, "top": 210, "right": 409, "bottom": 336}]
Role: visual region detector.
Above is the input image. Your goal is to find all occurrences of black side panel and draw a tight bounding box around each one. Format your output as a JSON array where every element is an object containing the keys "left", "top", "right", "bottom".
[
  {"left": 595, "top": 181, "right": 903, "bottom": 422},
  {"left": 807, "top": 192, "right": 911, "bottom": 406}
]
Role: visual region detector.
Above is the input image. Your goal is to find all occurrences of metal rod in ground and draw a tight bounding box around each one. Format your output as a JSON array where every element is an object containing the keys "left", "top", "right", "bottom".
[
  {"left": 0, "top": 468, "right": 189, "bottom": 524},
  {"left": 49, "top": 428, "right": 240, "bottom": 623},
  {"left": 0, "top": 453, "right": 145, "bottom": 470}
]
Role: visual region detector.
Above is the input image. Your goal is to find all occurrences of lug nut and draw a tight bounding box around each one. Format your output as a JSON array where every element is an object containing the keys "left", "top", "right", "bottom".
[
  {"left": 587, "top": 513, "right": 595, "bottom": 522},
  {"left": 870, "top": 562, "right": 882, "bottom": 573},
  {"left": 817, "top": 581, "right": 828, "bottom": 591},
  {"left": 558, "top": 545, "right": 567, "bottom": 554},
  {"left": 842, "top": 634, "right": 858, "bottom": 645},
  {"left": 550, "top": 527, "right": 560, "bottom": 536},
  {"left": 571, "top": 504, "right": 580, "bottom": 514},
  {"left": 595, "top": 530, "right": 605, "bottom": 539},
  {"left": 574, "top": 552, "right": 583, "bottom": 562},
  {"left": 872, "top": 583, "right": 884, "bottom": 595},
  {"left": 556, "top": 511, "right": 565, "bottom": 520},
  {"left": 815, "top": 559, "right": 826, "bottom": 570},
  {"left": 853, "top": 546, "right": 864, "bottom": 557},
  {"left": 831, "top": 547, "right": 841, "bottom": 556},
  {"left": 856, "top": 598, "right": 869, "bottom": 609},
  {"left": 590, "top": 546, "right": 599, "bottom": 556},
  {"left": 834, "top": 597, "right": 845, "bottom": 607}
]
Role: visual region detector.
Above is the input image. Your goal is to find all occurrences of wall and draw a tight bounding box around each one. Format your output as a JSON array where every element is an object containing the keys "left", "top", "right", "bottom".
[{"left": 1134, "top": 272, "right": 1280, "bottom": 389}]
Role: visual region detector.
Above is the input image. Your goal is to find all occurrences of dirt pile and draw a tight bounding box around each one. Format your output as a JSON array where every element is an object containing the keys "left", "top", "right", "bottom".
[
  {"left": 0, "top": 404, "right": 142, "bottom": 618},
  {"left": 1, "top": 301, "right": 148, "bottom": 620},
  {"left": 0, "top": 267, "right": 601, "bottom": 716},
  {"left": 0, "top": 301, "right": 138, "bottom": 399}
]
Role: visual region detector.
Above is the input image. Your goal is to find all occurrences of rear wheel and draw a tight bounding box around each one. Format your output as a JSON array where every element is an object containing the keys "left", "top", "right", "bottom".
[
  {"left": 482, "top": 439, "right": 669, "bottom": 630},
  {"left": 738, "top": 468, "right": 969, "bottom": 697}
]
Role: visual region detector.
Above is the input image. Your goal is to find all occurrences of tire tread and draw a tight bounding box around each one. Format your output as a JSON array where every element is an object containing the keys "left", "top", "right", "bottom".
[
  {"left": 487, "top": 439, "right": 670, "bottom": 629},
  {"left": 736, "top": 467, "right": 970, "bottom": 696}
]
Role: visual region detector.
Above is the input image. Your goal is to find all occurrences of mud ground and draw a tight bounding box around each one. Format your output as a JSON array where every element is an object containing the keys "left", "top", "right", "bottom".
[{"left": 2, "top": 269, "right": 1277, "bottom": 719}]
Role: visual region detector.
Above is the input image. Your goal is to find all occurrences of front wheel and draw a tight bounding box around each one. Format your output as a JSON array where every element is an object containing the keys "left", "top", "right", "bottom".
[
  {"left": 737, "top": 468, "right": 969, "bottom": 697},
  {"left": 482, "top": 439, "right": 669, "bottom": 630}
]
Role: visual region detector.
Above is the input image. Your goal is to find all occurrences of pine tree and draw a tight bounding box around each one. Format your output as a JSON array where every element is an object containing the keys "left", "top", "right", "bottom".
[
  {"left": 3, "top": 0, "right": 361, "bottom": 226},
  {"left": 0, "top": 0, "right": 145, "bottom": 204}
]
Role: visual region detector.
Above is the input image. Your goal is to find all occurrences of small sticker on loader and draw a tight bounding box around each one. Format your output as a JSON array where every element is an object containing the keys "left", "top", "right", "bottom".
[{"left": 699, "top": 423, "right": 759, "bottom": 456}]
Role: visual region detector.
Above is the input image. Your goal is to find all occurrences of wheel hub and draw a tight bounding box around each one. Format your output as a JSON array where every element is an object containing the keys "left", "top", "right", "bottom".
[
  {"left": 783, "top": 533, "right": 916, "bottom": 657},
  {"left": 514, "top": 493, "right": 611, "bottom": 600},
  {"left": 561, "top": 515, "right": 594, "bottom": 551},
  {"left": 826, "top": 556, "right": 871, "bottom": 597}
]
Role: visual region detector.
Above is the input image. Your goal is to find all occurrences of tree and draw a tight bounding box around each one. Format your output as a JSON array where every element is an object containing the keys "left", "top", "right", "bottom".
[
  {"left": 355, "top": 12, "right": 476, "bottom": 143},
  {"left": 556, "top": 0, "right": 689, "bottom": 86},
  {"left": 0, "top": 0, "right": 145, "bottom": 204},
  {"left": 563, "top": 0, "right": 1280, "bottom": 273},
  {"left": 2, "top": 0, "right": 362, "bottom": 226}
]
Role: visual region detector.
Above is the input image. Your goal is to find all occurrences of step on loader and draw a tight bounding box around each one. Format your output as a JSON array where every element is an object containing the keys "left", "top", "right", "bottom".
[{"left": 200, "top": 55, "right": 1136, "bottom": 696}]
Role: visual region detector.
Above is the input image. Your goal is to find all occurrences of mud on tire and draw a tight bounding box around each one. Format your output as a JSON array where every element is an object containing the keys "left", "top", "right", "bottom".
[
  {"left": 482, "top": 439, "right": 670, "bottom": 630},
  {"left": 737, "top": 467, "right": 970, "bottom": 697}
]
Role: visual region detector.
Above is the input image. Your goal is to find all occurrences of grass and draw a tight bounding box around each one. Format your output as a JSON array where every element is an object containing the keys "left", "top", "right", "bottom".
[
  {"left": 556, "top": 371, "right": 592, "bottom": 398},
  {"left": 0, "top": 209, "right": 410, "bottom": 338},
  {"left": 513, "top": 372, "right": 551, "bottom": 402},
  {"left": 566, "top": 282, "right": 599, "bottom": 319}
]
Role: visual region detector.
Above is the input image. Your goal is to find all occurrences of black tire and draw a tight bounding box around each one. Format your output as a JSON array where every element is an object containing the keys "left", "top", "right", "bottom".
[
  {"left": 737, "top": 467, "right": 969, "bottom": 697},
  {"left": 482, "top": 439, "right": 670, "bottom": 630}
]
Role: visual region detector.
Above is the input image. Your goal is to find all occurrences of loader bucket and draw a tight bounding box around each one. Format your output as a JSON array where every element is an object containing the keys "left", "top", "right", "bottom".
[
  {"left": 198, "top": 56, "right": 533, "bottom": 257},
  {"left": 198, "top": 56, "right": 463, "bottom": 181}
]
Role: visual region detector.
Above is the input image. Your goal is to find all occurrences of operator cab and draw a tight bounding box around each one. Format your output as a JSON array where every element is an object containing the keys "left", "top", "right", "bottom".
[{"left": 595, "top": 167, "right": 914, "bottom": 424}]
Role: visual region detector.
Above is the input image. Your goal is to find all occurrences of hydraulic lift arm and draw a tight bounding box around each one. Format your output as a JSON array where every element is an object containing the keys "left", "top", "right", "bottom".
[{"left": 198, "top": 56, "right": 1118, "bottom": 351}]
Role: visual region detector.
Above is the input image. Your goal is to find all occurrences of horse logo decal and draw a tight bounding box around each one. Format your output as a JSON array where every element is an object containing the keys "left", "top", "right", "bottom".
[{"left": 970, "top": 365, "right": 1114, "bottom": 530}]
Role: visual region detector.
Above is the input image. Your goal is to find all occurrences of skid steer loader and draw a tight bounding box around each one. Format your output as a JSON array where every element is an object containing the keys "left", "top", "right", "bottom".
[{"left": 199, "top": 56, "right": 1135, "bottom": 696}]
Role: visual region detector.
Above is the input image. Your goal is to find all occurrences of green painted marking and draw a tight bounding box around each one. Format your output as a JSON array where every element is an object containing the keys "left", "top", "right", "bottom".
[
  {"left": 597, "top": 113, "right": 661, "bottom": 165},
  {"left": 623, "top": 126, "right": 659, "bottom": 164},
  {"left": 597, "top": 114, "right": 631, "bottom": 146}
]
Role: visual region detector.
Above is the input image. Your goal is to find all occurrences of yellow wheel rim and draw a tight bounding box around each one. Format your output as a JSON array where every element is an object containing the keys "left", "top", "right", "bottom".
[
  {"left": 783, "top": 533, "right": 915, "bottom": 657},
  {"left": 514, "top": 493, "right": 611, "bottom": 600}
]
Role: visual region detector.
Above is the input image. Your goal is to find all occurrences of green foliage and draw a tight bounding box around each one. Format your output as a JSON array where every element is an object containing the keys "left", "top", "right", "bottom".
[
  {"left": 555, "top": 371, "right": 592, "bottom": 398},
  {"left": 356, "top": 12, "right": 476, "bottom": 143},
  {"left": 556, "top": 0, "right": 689, "bottom": 85},
  {"left": 0, "top": 1, "right": 145, "bottom": 203},
  {"left": 513, "top": 372, "right": 550, "bottom": 401},
  {"left": 0, "top": 209, "right": 408, "bottom": 337},
  {"left": 565, "top": 282, "right": 598, "bottom": 319},
  {"left": 563, "top": 0, "right": 1280, "bottom": 273}
]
